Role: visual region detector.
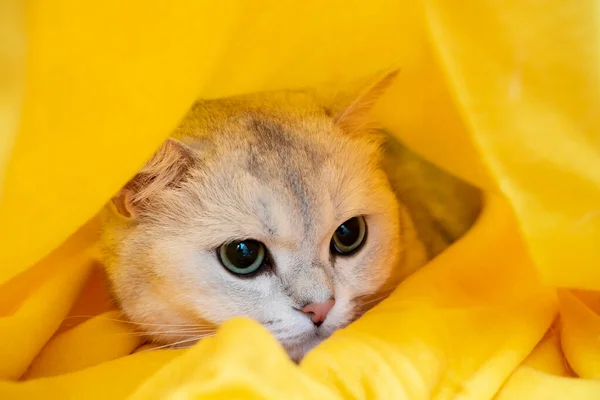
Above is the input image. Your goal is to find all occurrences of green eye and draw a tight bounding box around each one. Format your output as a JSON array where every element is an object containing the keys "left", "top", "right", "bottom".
[
  {"left": 218, "top": 240, "right": 266, "bottom": 275},
  {"left": 331, "top": 216, "right": 367, "bottom": 256}
]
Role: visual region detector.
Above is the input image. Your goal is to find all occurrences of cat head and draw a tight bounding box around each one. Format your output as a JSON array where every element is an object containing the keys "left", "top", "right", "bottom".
[{"left": 101, "top": 70, "right": 426, "bottom": 360}]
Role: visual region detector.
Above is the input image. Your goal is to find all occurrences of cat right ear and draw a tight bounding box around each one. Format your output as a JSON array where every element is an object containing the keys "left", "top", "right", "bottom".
[
  {"left": 330, "top": 69, "right": 399, "bottom": 133},
  {"left": 111, "top": 138, "right": 196, "bottom": 218}
]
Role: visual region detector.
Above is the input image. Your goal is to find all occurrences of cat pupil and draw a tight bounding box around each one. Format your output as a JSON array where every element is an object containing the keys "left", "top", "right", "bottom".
[
  {"left": 336, "top": 218, "right": 360, "bottom": 246},
  {"left": 229, "top": 241, "right": 259, "bottom": 268}
]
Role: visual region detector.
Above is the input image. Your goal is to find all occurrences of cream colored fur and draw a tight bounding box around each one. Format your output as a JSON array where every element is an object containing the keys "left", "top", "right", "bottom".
[{"left": 100, "top": 73, "right": 480, "bottom": 360}]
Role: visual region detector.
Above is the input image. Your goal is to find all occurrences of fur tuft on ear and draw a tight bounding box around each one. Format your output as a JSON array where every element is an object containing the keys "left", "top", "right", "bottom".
[
  {"left": 334, "top": 69, "right": 399, "bottom": 133},
  {"left": 112, "top": 138, "right": 196, "bottom": 218}
]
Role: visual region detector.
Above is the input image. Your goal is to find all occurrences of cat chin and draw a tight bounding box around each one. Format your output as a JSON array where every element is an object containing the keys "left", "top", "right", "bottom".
[
  {"left": 285, "top": 341, "right": 321, "bottom": 363},
  {"left": 283, "top": 334, "right": 327, "bottom": 362}
]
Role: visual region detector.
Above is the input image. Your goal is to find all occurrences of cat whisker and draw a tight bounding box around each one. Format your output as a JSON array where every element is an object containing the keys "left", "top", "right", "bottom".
[
  {"left": 117, "top": 328, "right": 216, "bottom": 337},
  {"left": 344, "top": 208, "right": 388, "bottom": 219},
  {"left": 358, "top": 291, "right": 396, "bottom": 304},
  {"left": 351, "top": 290, "right": 397, "bottom": 317},
  {"left": 141, "top": 334, "right": 215, "bottom": 352},
  {"left": 64, "top": 315, "right": 207, "bottom": 328},
  {"left": 356, "top": 297, "right": 386, "bottom": 315},
  {"left": 358, "top": 296, "right": 390, "bottom": 307},
  {"left": 352, "top": 288, "right": 396, "bottom": 303}
]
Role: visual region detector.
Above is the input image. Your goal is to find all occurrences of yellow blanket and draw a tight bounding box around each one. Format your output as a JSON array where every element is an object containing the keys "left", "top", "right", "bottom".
[{"left": 1, "top": 1, "right": 599, "bottom": 398}]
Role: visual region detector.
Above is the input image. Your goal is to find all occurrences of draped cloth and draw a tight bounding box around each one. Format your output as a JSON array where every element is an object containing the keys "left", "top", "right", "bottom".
[{"left": 1, "top": 1, "right": 599, "bottom": 398}]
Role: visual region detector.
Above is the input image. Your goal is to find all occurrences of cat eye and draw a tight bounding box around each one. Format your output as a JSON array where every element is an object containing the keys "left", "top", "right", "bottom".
[
  {"left": 331, "top": 216, "right": 367, "bottom": 256},
  {"left": 218, "top": 240, "right": 266, "bottom": 275}
]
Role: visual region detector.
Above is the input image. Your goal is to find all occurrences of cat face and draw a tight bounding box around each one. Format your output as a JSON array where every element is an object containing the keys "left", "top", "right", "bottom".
[{"left": 101, "top": 73, "right": 426, "bottom": 360}]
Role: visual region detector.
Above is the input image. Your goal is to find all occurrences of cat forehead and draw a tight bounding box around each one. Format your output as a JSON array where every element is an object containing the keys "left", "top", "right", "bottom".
[
  {"left": 166, "top": 110, "right": 385, "bottom": 246},
  {"left": 193, "top": 98, "right": 381, "bottom": 163},
  {"left": 180, "top": 99, "right": 383, "bottom": 194}
]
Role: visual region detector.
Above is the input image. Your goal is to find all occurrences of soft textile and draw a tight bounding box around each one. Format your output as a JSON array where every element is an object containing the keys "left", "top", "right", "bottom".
[{"left": 1, "top": 1, "right": 599, "bottom": 398}]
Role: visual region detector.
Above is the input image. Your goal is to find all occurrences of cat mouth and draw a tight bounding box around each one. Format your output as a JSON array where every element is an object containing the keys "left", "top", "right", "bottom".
[
  {"left": 275, "top": 323, "right": 334, "bottom": 342},
  {"left": 278, "top": 324, "right": 340, "bottom": 357},
  {"left": 281, "top": 334, "right": 323, "bottom": 361},
  {"left": 316, "top": 326, "right": 333, "bottom": 339},
  {"left": 279, "top": 331, "right": 318, "bottom": 343}
]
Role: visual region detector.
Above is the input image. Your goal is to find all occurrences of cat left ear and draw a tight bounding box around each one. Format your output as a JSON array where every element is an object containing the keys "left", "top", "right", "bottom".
[
  {"left": 333, "top": 69, "right": 399, "bottom": 133},
  {"left": 112, "top": 138, "right": 196, "bottom": 218}
]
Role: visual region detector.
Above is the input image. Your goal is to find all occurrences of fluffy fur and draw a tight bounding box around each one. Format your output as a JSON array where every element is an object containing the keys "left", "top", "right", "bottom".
[{"left": 100, "top": 73, "right": 481, "bottom": 360}]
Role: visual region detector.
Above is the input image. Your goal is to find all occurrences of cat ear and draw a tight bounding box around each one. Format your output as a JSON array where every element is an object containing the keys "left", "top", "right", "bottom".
[
  {"left": 112, "top": 138, "right": 196, "bottom": 218},
  {"left": 333, "top": 69, "right": 399, "bottom": 133}
]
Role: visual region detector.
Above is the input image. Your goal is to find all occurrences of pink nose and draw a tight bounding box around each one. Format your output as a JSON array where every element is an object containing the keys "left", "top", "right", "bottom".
[{"left": 302, "top": 299, "right": 335, "bottom": 324}]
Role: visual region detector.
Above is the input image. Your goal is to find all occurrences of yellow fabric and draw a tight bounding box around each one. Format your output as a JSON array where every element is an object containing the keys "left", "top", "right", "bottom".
[
  {"left": 1, "top": 1, "right": 599, "bottom": 399},
  {"left": 0, "top": 0, "right": 25, "bottom": 197}
]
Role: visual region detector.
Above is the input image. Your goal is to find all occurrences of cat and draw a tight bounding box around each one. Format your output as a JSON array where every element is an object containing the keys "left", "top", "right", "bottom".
[{"left": 99, "top": 71, "right": 481, "bottom": 361}]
